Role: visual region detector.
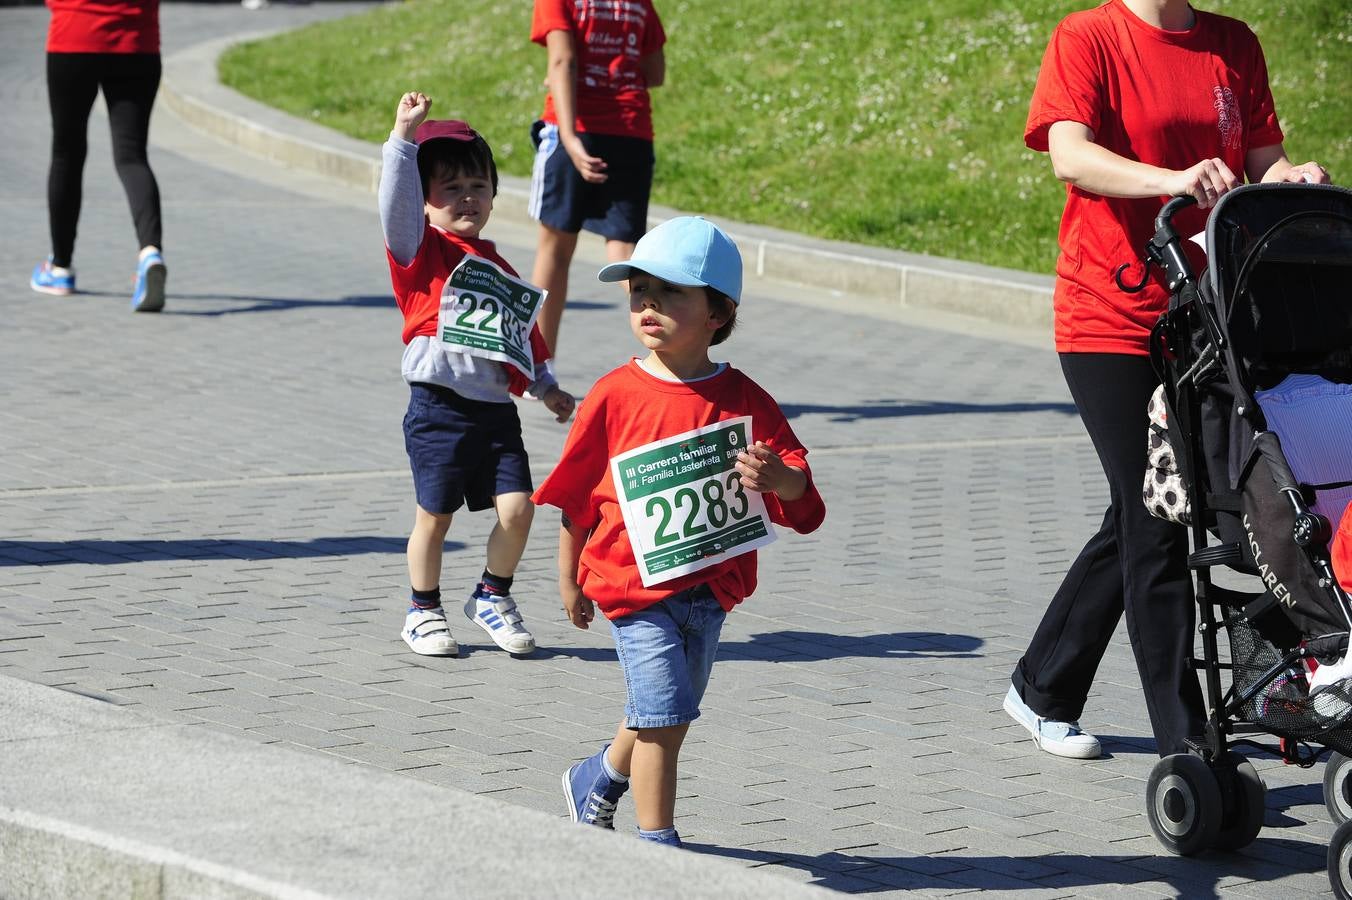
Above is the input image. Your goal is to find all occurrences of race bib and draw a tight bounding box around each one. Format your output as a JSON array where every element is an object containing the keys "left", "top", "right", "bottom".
[
  {"left": 611, "top": 416, "right": 777, "bottom": 587},
  {"left": 437, "top": 256, "right": 547, "bottom": 380}
]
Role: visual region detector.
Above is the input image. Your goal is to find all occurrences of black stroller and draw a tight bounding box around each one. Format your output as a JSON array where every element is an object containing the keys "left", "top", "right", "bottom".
[{"left": 1120, "top": 182, "right": 1352, "bottom": 895}]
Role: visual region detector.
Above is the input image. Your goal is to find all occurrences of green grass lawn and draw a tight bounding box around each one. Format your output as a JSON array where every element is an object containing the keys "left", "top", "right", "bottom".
[{"left": 219, "top": 0, "right": 1351, "bottom": 274}]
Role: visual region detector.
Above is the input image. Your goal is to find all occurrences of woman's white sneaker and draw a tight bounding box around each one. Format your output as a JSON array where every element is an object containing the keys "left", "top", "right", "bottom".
[{"left": 1003, "top": 685, "right": 1101, "bottom": 759}]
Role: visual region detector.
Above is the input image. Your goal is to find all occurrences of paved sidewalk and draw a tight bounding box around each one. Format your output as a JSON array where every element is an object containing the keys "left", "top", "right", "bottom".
[{"left": 0, "top": 3, "right": 1341, "bottom": 897}]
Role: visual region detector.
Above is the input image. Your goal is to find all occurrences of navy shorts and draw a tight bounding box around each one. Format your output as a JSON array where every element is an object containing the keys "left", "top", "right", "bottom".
[
  {"left": 402, "top": 383, "right": 533, "bottom": 515},
  {"left": 528, "top": 121, "right": 654, "bottom": 243}
]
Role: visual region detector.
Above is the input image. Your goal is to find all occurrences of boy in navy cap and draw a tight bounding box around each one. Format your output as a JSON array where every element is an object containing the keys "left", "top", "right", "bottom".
[
  {"left": 381, "top": 91, "right": 574, "bottom": 659},
  {"left": 534, "top": 216, "right": 825, "bottom": 845}
]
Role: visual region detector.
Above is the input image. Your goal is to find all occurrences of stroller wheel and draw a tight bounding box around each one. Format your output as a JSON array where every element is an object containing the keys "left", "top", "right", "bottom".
[
  {"left": 1329, "top": 819, "right": 1352, "bottom": 900},
  {"left": 1213, "top": 752, "right": 1266, "bottom": 851},
  {"left": 1147, "top": 753, "right": 1223, "bottom": 856},
  {"left": 1326, "top": 753, "right": 1352, "bottom": 825}
]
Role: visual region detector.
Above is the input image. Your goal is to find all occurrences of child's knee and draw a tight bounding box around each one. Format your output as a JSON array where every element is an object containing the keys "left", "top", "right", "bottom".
[
  {"left": 414, "top": 505, "right": 453, "bottom": 537},
  {"left": 496, "top": 494, "right": 534, "bottom": 533}
]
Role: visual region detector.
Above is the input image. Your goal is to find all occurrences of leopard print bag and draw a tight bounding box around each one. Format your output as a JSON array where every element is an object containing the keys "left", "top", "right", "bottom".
[{"left": 1143, "top": 384, "right": 1191, "bottom": 525}]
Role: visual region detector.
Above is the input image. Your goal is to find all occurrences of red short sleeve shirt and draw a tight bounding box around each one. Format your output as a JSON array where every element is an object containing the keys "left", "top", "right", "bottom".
[
  {"left": 1026, "top": 0, "right": 1283, "bottom": 354},
  {"left": 533, "top": 361, "right": 826, "bottom": 619},
  {"left": 531, "top": 0, "right": 666, "bottom": 141},
  {"left": 47, "top": 1, "right": 159, "bottom": 54},
  {"left": 1334, "top": 506, "right": 1352, "bottom": 596}
]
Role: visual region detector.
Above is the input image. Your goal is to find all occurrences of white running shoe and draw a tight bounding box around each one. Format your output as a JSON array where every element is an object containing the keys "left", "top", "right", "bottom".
[
  {"left": 465, "top": 586, "right": 536, "bottom": 656},
  {"left": 401, "top": 607, "right": 458, "bottom": 656},
  {"left": 1003, "top": 684, "right": 1101, "bottom": 759}
]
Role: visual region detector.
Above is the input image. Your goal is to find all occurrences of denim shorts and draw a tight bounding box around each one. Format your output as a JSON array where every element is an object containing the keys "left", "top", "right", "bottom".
[
  {"left": 611, "top": 585, "right": 727, "bottom": 729},
  {"left": 402, "top": 383, "right": 532, "bottom": 515},
  {"left": 527, "top": 121, "right": 654, "bottom": 243}
]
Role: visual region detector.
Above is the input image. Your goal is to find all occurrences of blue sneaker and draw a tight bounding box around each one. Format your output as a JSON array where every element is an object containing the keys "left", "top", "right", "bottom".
[
  {"left": 563, "top": 745, "right": 629, "bottom": 828},
  {"left": 31, "top": 257, "right": 74, "bottom": 295},
  {"left": 465, "top": 584, "right": 535, "bottom": 655},
  {"left": 131, "top": 249, "right": 166, "bottom": 312},
  {"left": 1002, "top": 684, "right": 1101, "bottom": 759}
]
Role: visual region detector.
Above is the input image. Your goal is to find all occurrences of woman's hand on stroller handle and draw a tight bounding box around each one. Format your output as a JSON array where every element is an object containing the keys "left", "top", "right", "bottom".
[{"left": 1167, "top": 157, "right": 1241, "bottom": 209}]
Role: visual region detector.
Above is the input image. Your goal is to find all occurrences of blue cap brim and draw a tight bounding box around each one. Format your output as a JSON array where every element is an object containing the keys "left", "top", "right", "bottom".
[{"left": 596, "top": 259, "right": 710, "bottom": 287}]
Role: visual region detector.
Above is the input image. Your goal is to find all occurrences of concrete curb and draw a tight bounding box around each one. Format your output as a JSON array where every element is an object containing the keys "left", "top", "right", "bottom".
[
  {"left": 159, "top": 33, "right": 1055, "bottom": 329},
  {"left": 0, "top": 675, "right": 835, "bottom": 900}
]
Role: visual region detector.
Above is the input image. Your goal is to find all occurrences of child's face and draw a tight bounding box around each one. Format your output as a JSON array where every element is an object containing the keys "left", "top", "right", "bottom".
[
  {"left": 424, "top": 166, "right": 494, "bottom": 238},
  {"left": 628, "top": 273, "right": 725, "bottom": 356}
]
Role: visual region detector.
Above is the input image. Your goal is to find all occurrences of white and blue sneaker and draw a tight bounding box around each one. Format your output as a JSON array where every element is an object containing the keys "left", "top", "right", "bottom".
[
  {"left": 31, "top": 257, "right": 74, "bottom": 295},
  {"left": 1003, "top": 684, "right": 1101, "bottom": 759},
  {"left": 563, "top": 745, "right": 629, "bottom": 828},
  {"left": 464, "top": 585, "right": 535, "bottom": 656},
  {"left": 131, "top": 248, "right": 166, "bottom": 312},
  {"left": 401, "top": 606, "right": 458, "bottom": 657}
]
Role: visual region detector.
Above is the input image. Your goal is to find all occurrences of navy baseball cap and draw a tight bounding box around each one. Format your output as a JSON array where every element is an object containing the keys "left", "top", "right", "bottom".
[{"left": 597, "top": 216, "right": 743, "bottom": 304}]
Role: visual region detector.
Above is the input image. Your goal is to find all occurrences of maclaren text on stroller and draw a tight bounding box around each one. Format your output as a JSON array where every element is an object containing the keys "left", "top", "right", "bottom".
[{"left": 1120, "top": 182, "right": 1352, "bottom": 894}]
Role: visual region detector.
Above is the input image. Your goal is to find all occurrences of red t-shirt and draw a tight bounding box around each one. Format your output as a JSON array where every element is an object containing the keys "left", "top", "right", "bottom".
[
  {"left": 531, "top": 0, "right": 666, "bottom": 141},
  {"left": 1334, "top": 505, "right": 1352, "bottom": 596},
  {"left": 533, "top": 360, "right": 826, "bottom": 619},
  {"left": 387, "top": 224, "right": 550, "bottom": 395},
  {"left": 47, "top": 1, "right": 159, "bottom": 54},
  {"left": 1025, "top": 0, "right": 1283, "bottom": 355}
]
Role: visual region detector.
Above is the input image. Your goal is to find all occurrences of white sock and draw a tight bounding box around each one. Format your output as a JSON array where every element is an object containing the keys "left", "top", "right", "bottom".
[{"left": 601, "top": 747, "right": 628, "bottom": 783}]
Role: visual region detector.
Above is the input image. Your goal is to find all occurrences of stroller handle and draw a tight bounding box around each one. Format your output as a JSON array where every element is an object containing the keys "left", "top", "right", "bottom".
[{"left": 1115, "top": 195, "right": 1200, "bottom": 295}]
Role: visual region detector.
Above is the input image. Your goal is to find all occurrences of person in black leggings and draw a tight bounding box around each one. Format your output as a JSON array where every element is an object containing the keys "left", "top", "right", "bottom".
[{"left": 32, "top": 2, "right": 167, "bottom": 312}]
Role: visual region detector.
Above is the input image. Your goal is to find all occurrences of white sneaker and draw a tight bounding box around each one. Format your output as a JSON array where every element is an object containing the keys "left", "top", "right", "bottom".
[
  {"left": 1003, "top": 684, "right": 1101, "bottom": 759},
  {"left": 1309, "top": 655, "right": 1352, "bottom": 726},
  {"left": 465, "top": 586, "right": 536, "bottom": 656},
  {"left": 402, "top": 607, "right": 458, "bottom": 656},
  {"left": 1311, "top": 654, "right": 1352, "bottom": 693}
]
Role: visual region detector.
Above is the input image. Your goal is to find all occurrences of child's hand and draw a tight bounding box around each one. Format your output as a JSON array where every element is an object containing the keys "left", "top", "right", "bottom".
[
  {"left": 561, "top": 581, "right": 594, "bottom": 630},
  {"left": 542, "top": 386, "right": 576, "bottom": 423},
  {"left": 394, "top": 92, "right": 431, "bottom": 143},
  {"left": 735, "top": 441, "right": 807, "bottom": 501}
]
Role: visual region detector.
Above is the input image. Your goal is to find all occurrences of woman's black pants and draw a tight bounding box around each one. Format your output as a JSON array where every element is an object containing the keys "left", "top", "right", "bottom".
[
  {"left": 1012, "top": 352, "right": 1207, "bottom": 756},
  {"left": 46, "top": 52, "right": 162, "bottom": 267}
]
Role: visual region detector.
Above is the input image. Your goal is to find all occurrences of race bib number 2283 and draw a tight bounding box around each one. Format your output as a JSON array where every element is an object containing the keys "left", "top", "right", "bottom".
[{"left": 610, "top": 416, "right": 776, "bottom": 587}]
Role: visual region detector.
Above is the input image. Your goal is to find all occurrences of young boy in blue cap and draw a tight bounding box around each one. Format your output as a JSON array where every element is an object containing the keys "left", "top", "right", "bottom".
[{"left": 533, "top": 216, "right": 826, "bottom": 845}]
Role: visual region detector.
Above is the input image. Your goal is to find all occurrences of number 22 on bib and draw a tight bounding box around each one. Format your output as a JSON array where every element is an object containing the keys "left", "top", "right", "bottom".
[
  {"left": 610, "top": 416, "right": 777, "bottom": 587},
  {"left": 437, "top": 255, "right": 547, "bottom": 379}
]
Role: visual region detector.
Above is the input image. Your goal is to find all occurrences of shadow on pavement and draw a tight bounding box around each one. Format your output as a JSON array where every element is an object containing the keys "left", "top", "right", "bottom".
[
  {"left": 720, "top": 630, "right": 982, "bottom": 662},
  {"left": 684, "top": 839, "right": 1325, "bottom": 897},
  {"left": 74, "top": 292, "right": 619, "bottom": 316},
  {"left": 779, "top": 399, "right": 1078, "bottom": 422},
  {"left": 0, "top": 536, "right": 431, "bottom": 566},
  {"left": 69, "top": 290, "right": 391, "bottom": 315}
]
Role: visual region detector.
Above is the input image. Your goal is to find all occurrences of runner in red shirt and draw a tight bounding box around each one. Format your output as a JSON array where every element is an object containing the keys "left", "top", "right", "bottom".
[
  {"left": 33, "top": 1, "right": 168, "bottom": 311},
  {"left": 536, "top": 217, "right": 824, "bottom": 847},
  {"left": 527, "top": 0, "right": 667, "bottom": 356},
  {"left": 1003, "top": 0, "right": 1331, "bottom": 761}
]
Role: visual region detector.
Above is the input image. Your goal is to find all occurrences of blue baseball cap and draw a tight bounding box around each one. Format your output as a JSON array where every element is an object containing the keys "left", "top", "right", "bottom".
[{"left": 597, "top": 216, "right": 743, "bottom": 304}]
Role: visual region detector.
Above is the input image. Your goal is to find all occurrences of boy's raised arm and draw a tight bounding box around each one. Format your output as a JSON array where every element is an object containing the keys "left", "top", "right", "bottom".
[{"left": 379, "top": 92, "right": 432, "bottom": 266}]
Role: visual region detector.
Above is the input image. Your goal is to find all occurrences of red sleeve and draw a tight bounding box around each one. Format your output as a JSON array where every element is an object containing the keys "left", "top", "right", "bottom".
[
  {"left": 531, "top": 0, "right": 572, "bottom": 46},
  {"left": 1334, "top": 506, "right": 1352, "bottom": 595},
  {"left": 1242, "top": 31, "right": 1284, "bottom": 151},
  {"left": 750, "top": 391, "right": 826, "bottom": 535},
  {"left": 532, "top": 387, "right": 611, "bottom": 528},
  {"left": 641, "top": 2, "right": 666, "bottom": 54},
  {"left": 1025, "top": 19, "right": 1101, "bottom": 152}
]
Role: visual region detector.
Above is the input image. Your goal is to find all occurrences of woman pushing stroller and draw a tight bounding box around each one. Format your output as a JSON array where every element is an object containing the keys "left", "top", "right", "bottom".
[{"left": 1003, "top": 0, "right": 1331, "bottom": 761}]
